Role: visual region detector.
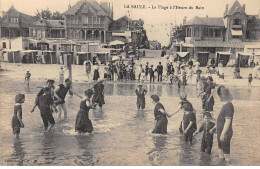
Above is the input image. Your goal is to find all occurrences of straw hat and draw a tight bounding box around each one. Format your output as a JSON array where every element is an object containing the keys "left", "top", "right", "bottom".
[{"left": 217, "top": 86, "right": 233, "bottom": 102}]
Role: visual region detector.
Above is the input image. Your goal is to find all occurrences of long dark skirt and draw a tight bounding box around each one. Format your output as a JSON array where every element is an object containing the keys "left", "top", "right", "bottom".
[
  {"left": 93, "top": 70, "right": 100, "bottom": 81},
  {"left": 205, "top": 97, "right": 214, "bottom": 111},
  {"left": 93, "top": 93, "right": 105, "bottom": 107},
  {"left": 152, "top": 117, "right": 168, "bottom": 134},
  {"left": 75, "top": 110, "right": 93, "bottom": 133}
]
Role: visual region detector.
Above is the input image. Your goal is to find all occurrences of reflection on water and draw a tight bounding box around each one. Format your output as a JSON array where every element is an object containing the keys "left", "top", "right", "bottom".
[
  {"left": 11, "top": 139, "right": 26, "bottom": 166},
  {"left": 0, "top": 78, "right": 260, "bottom": 166},
  {"left": 74, "top": 135, "right": 94, "bottom": 166}
]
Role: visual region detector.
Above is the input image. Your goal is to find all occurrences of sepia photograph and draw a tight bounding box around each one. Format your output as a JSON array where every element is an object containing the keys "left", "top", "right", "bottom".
[{"left": 0, "top": 0, "right": 260, "bottom": 166}]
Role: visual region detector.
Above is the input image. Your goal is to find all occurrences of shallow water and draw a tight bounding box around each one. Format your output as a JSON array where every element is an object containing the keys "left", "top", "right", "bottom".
[{"left": 0, "top": 79, "right": 259, "bottom": 166}]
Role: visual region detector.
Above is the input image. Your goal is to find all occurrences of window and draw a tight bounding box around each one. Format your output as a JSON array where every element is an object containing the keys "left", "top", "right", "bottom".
[
  {"left": 33, "top": 29, "right": 36, "bottom": 36},
  {"left": 10, "top": 17, "right": 18, "bottom": 23},
  {"left": 233, "top": 19, "right": 241, "bottom": 25},
  {"left": 2, "top": 42, "right": 6, "bottom": 48},
  {"left": 208, "top": 28, "right": 214, "bottom": 37},
  {"left": 215, "top": 29, "right": 221, "bottom": 37}
]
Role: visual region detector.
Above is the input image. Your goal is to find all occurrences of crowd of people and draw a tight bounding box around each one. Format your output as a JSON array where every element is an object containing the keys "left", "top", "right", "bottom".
[{"left": 11, "top": 53, "right": 250, "bottom": 164}]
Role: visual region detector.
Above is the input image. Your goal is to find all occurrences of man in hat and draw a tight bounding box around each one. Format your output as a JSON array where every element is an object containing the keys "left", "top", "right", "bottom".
[{"left": 135, "top": 84, "right": 147, "bottom": 111}]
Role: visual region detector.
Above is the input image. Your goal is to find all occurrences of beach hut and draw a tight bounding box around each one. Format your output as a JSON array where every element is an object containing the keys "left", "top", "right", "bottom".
[
  {"left": 216, "top": 52, "right": 231, "bottom": 67},
  {"left": 236, "top": 52, "right": 252, "bottom": 67},
  {"left": 176, "top": 52, "right": 190, "bottom": 62},
  {"left": 42, "top": 51, "right": 57, "bottom": 64},
  {"left": 76, "top": 52, "right": 91, "bottom": 65},
  {"left": 21, "top": 50, "right": 39, "bottom": 64},
  {"left": 197, "top": 52, "right": 209, "bottom": 67},
  {"left": 95, "top": 52, "right": 109, "bottom": 65},
  {"left": 61, "top": 52, "right": 74, "bottom": 65},
  {"left": 3, "top": 49, "right": 20, "bottom": 63}
]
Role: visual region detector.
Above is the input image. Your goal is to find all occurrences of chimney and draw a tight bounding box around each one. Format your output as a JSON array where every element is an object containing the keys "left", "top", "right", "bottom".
[
  {"left": 206, "top": 15, "right": 208, "bottom": 22},
  {"left": 242, "top": 4, "right": 246, "bottom": 12},
  {"left": 224, "top": 4, "right": 229, "bottom": 16},
  {"left": 183, "top": 16, "right": 187, "bottom": 25}
]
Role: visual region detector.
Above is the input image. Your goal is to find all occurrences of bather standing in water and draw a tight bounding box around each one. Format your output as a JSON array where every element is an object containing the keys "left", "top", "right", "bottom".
[
  {"left": 135, "top": 84, "right": 147, "bottom": 111},
  {"left": 151, "top": 94, "right": 173, "bottom": 134},
  {"left": 75, "top": 89, "right": 97, "bottom": 134},
  {"left": 92, "top": 80, "right": 105, "bottom": 109}
]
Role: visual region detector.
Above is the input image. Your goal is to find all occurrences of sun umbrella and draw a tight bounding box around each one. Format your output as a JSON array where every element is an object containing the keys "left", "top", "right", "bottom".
[{"left": 112, "top": 56, "right": 120, "bottom": 61}]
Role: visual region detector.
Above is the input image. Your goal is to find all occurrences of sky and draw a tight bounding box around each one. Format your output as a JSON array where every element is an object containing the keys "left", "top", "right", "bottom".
[{"left": 1, "top": 0, "right": 260, "bottom": 46}]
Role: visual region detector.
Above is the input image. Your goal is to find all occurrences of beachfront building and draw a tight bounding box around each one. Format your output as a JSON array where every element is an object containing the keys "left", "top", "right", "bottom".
[
  {"left": 29, "top": 20, "right": 66, "bottom": 39},
  {"left": 0, "top": 6, "right": 35, "bottom": 38},
  {"left": 172, "top": 0, "right": 260, "bottom": 66},
  {"left": 109, "top": 16, "right": 149, "bottom": 49},
  {"left": 63, "top": 0, "right": 113, "bottom": 43}
]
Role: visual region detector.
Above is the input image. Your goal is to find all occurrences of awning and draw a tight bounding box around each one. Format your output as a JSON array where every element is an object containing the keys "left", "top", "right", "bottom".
[
  {"left": 95, "top": 52, "right": 109, "bottom": 54},
  {"left": 112, "top": 32, "right": 131, "bottom": 37},
  {"left": 231, "top": 30, "right": 243, "bottom": 36},
  {"left": 198, "top": 52, "right": 209, "bottom": 54},
  {"left": 217, "top": 52, "right": 232, "bottom": 55},
  {"left": 21, "top": 50, "right": 39, "bottom": 53},
  {"left": 112, "top": 56, "right": 120, "bottom": 61},
  {"left": 177, "top": 52, "right": 189, "bottom": 57},
  {"left": 237, "top": 52, "right": 252, "bottom": 56},
  {"left": 182, "top": 43, "right": 194, "bottom": 47},
  {"left": 109, "top": 40, "right": 125, "bottom": 46},
  {"left": 77, "top": 52, "right": 90, "bottom": 54}
]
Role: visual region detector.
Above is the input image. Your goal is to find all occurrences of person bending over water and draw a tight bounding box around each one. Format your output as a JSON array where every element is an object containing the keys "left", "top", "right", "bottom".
[
  {"left": 12, "top": 94, "right": 25, "bottom": 139},
  {"left": 31, "top": 87, "right": 56, "bottom": 132},
  {"left": 54, "top": 78, "right": 83, "bottom": 118},
  {"left": 75, "top": 89, "right": 97, "bottom": 134},
  {"left": 151, "top": 94, "right": 173, "bottom": 134},
  {"left": 92, "top": 80, "right": 105, "bottom": 109}
]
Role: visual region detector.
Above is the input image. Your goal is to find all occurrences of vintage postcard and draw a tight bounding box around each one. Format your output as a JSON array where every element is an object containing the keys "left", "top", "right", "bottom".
[{"left": 0, "top": 0, "right": 260, "bottom": 166}]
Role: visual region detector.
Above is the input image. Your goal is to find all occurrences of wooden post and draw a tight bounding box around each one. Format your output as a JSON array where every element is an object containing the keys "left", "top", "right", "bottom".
[{"left": 64, "top": 53, "right": 72, "bottom": 90}]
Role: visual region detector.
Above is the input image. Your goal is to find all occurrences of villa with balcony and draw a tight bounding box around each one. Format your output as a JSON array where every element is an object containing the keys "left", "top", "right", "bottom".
[
  {"left": 63, "top": 0, "right": 113, "bottom": 43},
  {"left": 0, "top": 6, "right": 35, "bottom": 38},
  {"left": 174, "top": 0, "right": 260, "bottom": 61}
]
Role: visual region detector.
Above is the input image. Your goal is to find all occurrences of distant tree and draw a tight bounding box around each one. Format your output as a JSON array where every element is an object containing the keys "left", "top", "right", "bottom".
[
  {"left": 35, "top": 9, "right": 52, "bottom": 20},
  {"left": 52, "top": 11, "right": 63, "bottom": 20}
]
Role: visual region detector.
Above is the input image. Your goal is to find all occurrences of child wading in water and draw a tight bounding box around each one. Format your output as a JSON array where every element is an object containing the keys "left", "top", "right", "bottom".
[
  {"left": 75, "top": 89, "right": 97, "bottom": 134},
  {"left": 151, "top": 94, "right": 173, "bottom": 134},
  {"left": 194, "top": 112, "right": 216, "bottom": 154},
  {"left": 31, "top": 87, "right": 56, "bottom": 132},
  {"left": 172, "top": 93, "right": 197, "bottom": 143},
  {"left": 135, "top": 84, "right": 147, "bottom": 111},
  {"left": 12, "top": 94, "right": 25, "bottom": 138}
]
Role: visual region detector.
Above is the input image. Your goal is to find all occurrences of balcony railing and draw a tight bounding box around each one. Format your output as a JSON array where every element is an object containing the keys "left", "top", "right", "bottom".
[
  {"left": 232, "top": 25, "right": 242, "bottom": 29},
  {"left": 67, "top": 23, "right": 104, "bottom": 28}
]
